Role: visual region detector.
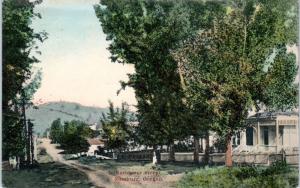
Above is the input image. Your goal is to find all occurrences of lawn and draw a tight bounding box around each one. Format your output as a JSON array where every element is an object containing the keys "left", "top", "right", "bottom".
[
  {"left": 78, "top": 158, "right": 200, "bottom": 187},
  {"left": 2, "top": 162, "right": 93, "bottom": 188},
  {"left": 177, "top": 161, "right": 298, "bottom": 188},
  {"left": 79, "top": 158, "right": 200, "bottom": 176}
]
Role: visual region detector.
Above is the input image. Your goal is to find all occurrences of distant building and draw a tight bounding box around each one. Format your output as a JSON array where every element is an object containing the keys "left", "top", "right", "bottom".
[
  {"left": 89, "top": 123, "right": 98, "bottom": 131},
  {"left": 234, "top": 111, "right": 298, "bottom": 153},
  {"left": 86, "top": 138, "right": 105, "bottom": 156}
]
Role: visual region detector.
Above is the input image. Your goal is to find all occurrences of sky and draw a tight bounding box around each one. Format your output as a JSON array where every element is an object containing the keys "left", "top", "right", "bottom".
[{"left": 31, "top": 0, "right": 136, "bottom": 109}]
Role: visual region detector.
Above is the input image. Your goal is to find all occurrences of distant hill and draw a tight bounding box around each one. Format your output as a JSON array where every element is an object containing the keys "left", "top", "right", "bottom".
[{"left": 26, "top": 101, "right": 109, "bottom": 134}]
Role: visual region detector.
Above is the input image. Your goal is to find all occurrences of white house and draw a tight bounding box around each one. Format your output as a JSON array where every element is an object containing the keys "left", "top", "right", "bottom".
[
  {"left": 89, "top": 123, "right": 101, "bottom": 131},
  {"left": 234, "top": 111, "right": 298, "bottom": 154},
  {"left": 87, "top": 138, "right": 104, "bottom": 156}
]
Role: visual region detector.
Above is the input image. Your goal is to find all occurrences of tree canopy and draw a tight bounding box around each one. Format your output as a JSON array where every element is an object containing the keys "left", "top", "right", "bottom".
[
  {"left": 2, "top": 0, "right": 47, "bottom": 160},
  {"left": 174, "top": 0, "right": 298, "bottom": 166},
  {"left": 100, "top": 101, "right": 134, "bottom": 151},
  {"left": 49, "top": 119, "right": 94, "bottom": 154},
  {"left": 94, "top": 0, "right": 225, "bottom": 160}
]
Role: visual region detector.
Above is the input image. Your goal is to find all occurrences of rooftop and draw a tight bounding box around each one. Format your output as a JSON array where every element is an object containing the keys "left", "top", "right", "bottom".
[
  {"left": 87, "top": 138, "right": 104, "bottom": 145},
  {"left": 248, "top": 111, "right": 298, "bottom": 120}
]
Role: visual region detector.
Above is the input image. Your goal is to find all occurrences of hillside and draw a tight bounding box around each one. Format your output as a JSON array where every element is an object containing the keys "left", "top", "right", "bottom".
[{"left": 26, "top": 101, "right": 109, "bottom": 134}]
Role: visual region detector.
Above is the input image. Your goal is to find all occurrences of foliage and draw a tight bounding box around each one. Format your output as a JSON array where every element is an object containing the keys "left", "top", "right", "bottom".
[
  {"left": 174, "top": 0, "right": 297, "bottom": 165},
  {"left": 261, "top": 160, "right": 290, "bottom": 176},
  {"left": 211, "top": 136, "right": 227, "bottom": 153},
  {"left": 3, "top": 0, "right": 47, "bottom": 109},
  {"left": 94, "top": 0, "right": 225, "bottom": 152},
  {"left": 49, "top": 118, "right": 63, "bottom": 144},
  {"left": 49, "top": 119, "right": 93, "bottom": 154},
  {"left": 177, "top": 162, "right": 298, "bottom": 188},
  {"left": 174, "top": 141, "right": 194, "bottom": 152},
  {"left": 2, "top": 0, "right": 47, "bottom": 160},
  {"left": 100, "top": 101, "right": 134, "bottom": 151},
  {"left": 60, "top": 120, "right": 93, "bottom": 154},
  {"left": 2, "top": 115, "right": 25, "bottom": 159}
]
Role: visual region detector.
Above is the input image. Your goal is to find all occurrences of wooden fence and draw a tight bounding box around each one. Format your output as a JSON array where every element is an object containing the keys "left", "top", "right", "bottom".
[
  {"left": 117, "top": 150, "right": 153, "bottom": 161},
  {"left": 116, "top": 151, "right": 299, "bottom": 166}
]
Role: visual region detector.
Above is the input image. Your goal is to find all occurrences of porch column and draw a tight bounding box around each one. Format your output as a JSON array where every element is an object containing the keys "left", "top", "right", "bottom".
[
  {"left": 296, "top": 119, "right": 298, "bottom": 144},
  {"left": 276, "top": 119, "right": 279, "bottom": 153},
  {"left": 257, "top": 121, "right": 260, "bottom": 145}
]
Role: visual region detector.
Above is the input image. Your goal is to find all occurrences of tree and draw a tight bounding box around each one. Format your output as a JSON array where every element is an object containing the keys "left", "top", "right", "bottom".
[
  {"left": 175, "top": 0, "right": 297, "bottom": 167},
  {"left": 49, "top": 118, "right": 63, "bottom": 144},
  {"left": 95, "top": 0, "right": 224, "bottom": 163},
  {"left": 100, "top": 101, "right": 134, "bottom": 152},
  {"left": 2, "top": 0, "right": 47, "bottom": 161},
  {"left": 60, "top": 120, "right": 93, "bottom": 154},
  {"left": 43, "top": 128, "right": 50, "bottom": 138}
]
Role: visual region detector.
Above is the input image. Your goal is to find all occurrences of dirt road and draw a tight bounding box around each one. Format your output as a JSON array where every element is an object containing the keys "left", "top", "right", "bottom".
[
  {"left": 39, "top": 138, "right": 115, "bottom": 188},
  {"left": 39, "top": 138, "right": 182, "bottom": 188}
]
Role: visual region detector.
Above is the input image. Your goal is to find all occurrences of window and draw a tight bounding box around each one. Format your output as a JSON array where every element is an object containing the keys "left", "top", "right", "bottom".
[
  {"left": 263, "top": 127, "right": 269, "bottom": 145},
  {"left": 279, "top": 126, "right": 284, "bottom": 145},
  {"left": 246, "top": 127, "right": 253, "bottom": 145}
]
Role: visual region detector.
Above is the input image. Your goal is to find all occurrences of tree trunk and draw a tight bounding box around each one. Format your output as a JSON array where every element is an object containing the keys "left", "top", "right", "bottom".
[
  {"left": 16, "top": 156, "right": 20, "bottom": 170},
  {"left": 156, "top": 148, "right": 161, "bottom": 163},
  {"left": 169, "top": 141, "right": 175, "bottom": 162},
  {"left": 193, "top": 135, "right": 200, "bottom": 164},
  {"left": 152, "top": 146, "right": 157, "bottom": 165},
  {"left": 203, "top": 131, "right": 210, "bottom": 165},
  {"left": 152, "top": 145, "right": 161, "bottom": 165},
  {"left": 225, "top": 134, "right": 233, "bottom": 167},
  {"left": 28, "top": 121, "right": 34, "bottom": 164}
]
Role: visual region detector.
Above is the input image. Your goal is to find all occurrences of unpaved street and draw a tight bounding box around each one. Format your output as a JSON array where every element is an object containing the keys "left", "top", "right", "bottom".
[
  {"left": 39, "top": 138, "right": 114, "bottom": 188},
  {"left": 39, "top": 138, "right": 182, "bottom": 188}
]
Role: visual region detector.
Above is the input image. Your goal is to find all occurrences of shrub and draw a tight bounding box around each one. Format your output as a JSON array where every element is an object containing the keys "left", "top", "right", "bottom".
[
  {"left": 231, "top": 166, "right": 260, "bottom": 180},
  {"left": 177, "top": 163, "right": 298, "bottom": 188},
  {"left": 261, "top": 160, "right": 289, "bottom": 176}
]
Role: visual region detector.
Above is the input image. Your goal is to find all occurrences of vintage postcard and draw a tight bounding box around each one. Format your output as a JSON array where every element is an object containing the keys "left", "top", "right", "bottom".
[{"left": 2, "top": 0, "right": 300, "bottom": 187}]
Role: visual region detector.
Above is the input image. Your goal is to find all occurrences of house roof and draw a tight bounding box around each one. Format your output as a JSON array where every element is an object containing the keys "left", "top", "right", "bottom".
[
  {"left": 87, "top": 138, "right": 104, "bottom": 145},
  {"left": 248, "top": 111, "right": 298, "bottom": 120}
]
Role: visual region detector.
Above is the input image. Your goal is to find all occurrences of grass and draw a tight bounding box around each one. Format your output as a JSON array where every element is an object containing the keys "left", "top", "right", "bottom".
[
  {"left": 177, "top": 161, "right": 298, "bottom": 188},
  {"left": 2, "top": 162, "right": 93, "bottom": 188},
  {"left": 79, "top": 158, "right": 200, "bottom": 176}
]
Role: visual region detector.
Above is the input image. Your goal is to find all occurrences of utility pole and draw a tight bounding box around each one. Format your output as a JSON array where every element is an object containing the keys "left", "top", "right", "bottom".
[
  {"left": 21, "top": 90, "right": 32, "bottom": 166},
  {"left": 298, "top": 0, "right": 300, "bottom": 186},
  {"left": 21, "top": 91, "right": 30, "bottom": 165},
  {"left": 28, "top": 120, "right": 34, "bottom": 164}
]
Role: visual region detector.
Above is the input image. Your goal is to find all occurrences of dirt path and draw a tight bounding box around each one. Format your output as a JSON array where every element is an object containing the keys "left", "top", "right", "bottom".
[
  {"left": 39, "top": 138, "right": 115, "bottom": 188},
  {"left": 39, "top": 138, "right": 182, "bottom": 188}
]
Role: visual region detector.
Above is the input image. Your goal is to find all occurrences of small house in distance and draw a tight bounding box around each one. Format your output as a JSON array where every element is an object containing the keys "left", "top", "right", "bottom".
[
  {"left": 235, "top": 111, "right": 298, "bottom": 153},
  {"left": 87, "top": 138, "right": 105, "bottom": 156}
]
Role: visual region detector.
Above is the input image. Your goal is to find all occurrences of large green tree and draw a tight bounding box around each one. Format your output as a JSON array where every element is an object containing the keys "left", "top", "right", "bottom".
[
  {"left": 95, "top": 0, "right": 224, "bottom": 163},
  {"left": 59, "top": 120, "right": 93, "bottom": 154},
  {"left": 175, "top": 0, "right": 297, "bottom": 166},
  {"left": 2, "top": 0, "right": 47, "bottom": 161}
]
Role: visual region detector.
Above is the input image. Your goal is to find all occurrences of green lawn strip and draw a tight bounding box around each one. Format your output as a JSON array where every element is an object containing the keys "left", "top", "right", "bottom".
[
  {"left": 177, "top": 162, "right": 298, "bottom": 188},
  {"left": 3, "top": 162, "right": 93, "bottom": 188}
]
